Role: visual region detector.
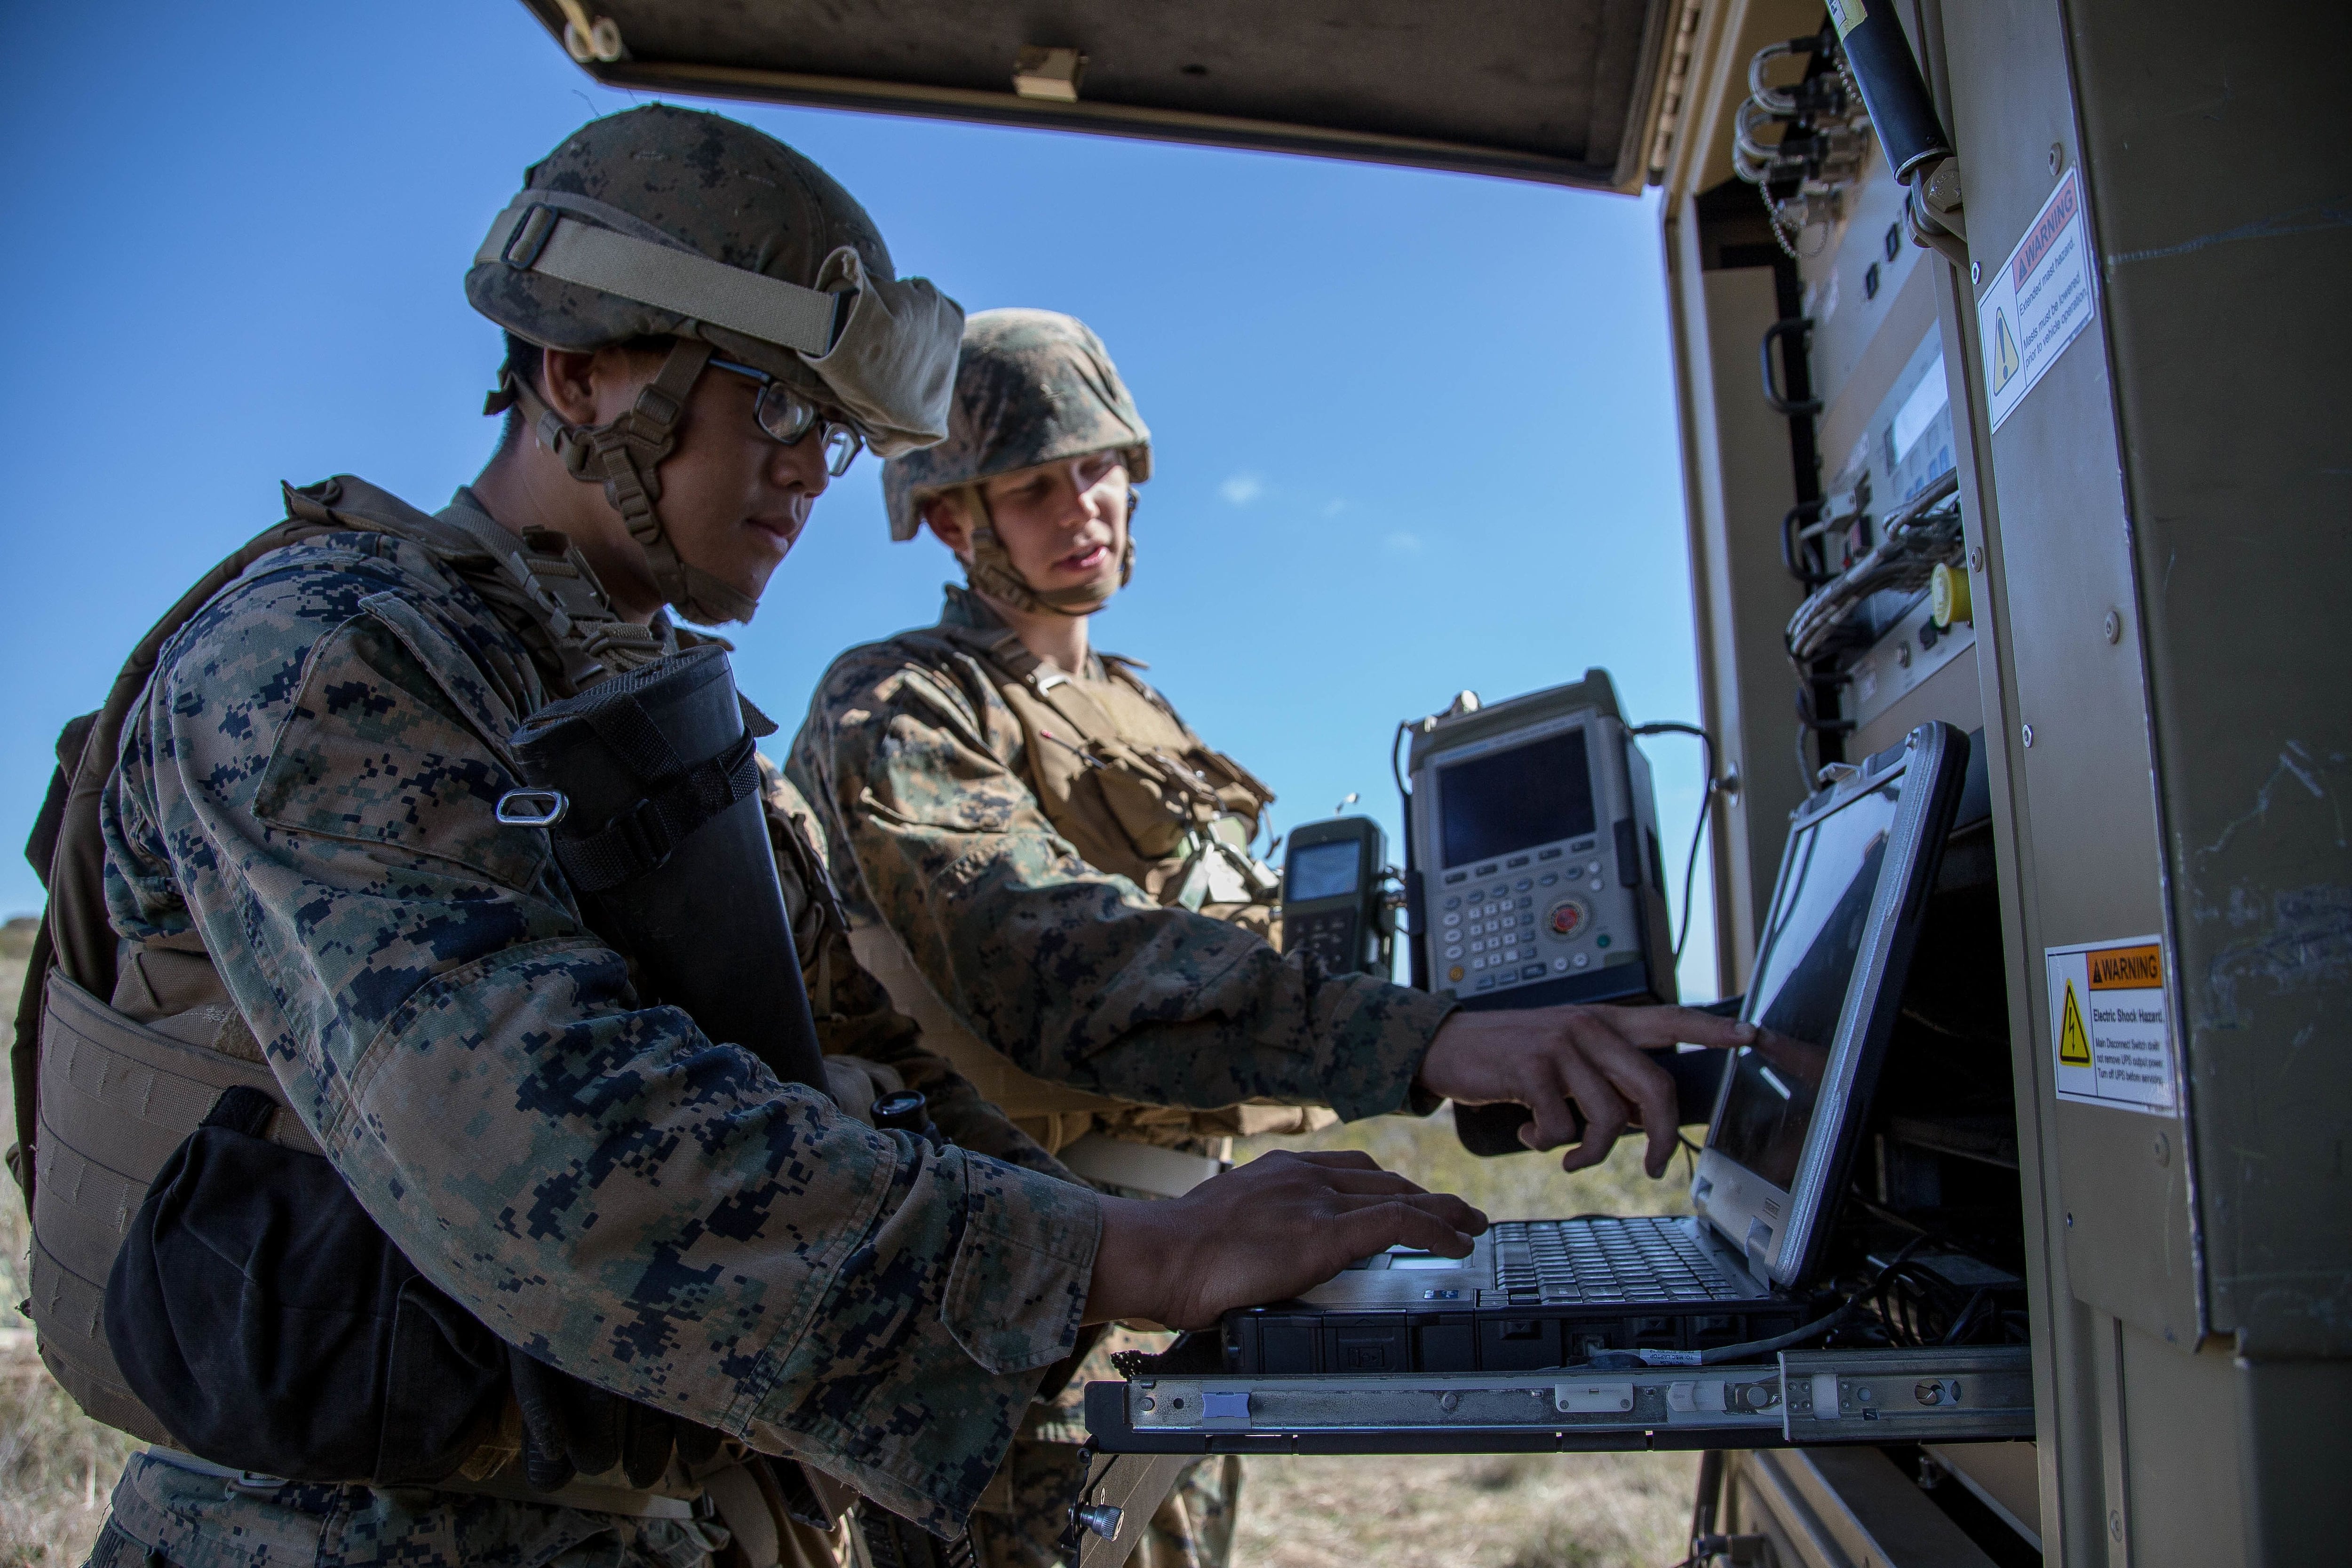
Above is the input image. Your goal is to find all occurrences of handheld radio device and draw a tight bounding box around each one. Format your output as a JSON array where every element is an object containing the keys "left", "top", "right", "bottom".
[
  {"left": 1279, "top": 816, "right": 1391, "bottom": 976},
  {"left": 1406, "top": 669, "right": 1676, "bottom": 1011}
]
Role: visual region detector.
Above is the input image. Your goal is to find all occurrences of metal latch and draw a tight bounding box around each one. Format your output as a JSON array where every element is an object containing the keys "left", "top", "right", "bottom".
[{"left": 495, "top": 788, "right": 569, "bottom": 827}]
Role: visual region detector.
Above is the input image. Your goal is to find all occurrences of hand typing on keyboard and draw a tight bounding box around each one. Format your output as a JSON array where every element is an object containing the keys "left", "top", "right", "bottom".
[{"left": 1082, "top": 1150, "right": 1490, "bottom": 1329}]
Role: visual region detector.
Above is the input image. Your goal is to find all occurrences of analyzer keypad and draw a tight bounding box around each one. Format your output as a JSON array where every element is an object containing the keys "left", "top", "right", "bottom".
[{"left": 1437, "top": 844, "right": 1613, "bottom": 995}]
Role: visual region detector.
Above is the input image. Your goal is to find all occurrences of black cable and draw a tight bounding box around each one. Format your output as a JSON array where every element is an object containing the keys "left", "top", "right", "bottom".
[
  {"left": 1790, "top": 684, "right": 1850, "bottom": 792},
  {"left": 1849, "top": 1191, "right": 1970, "bottom": 1254},
  {"left": 1582, "top": 1235, "right": 1926, "bottom": 1370},
  {"left": 1393, "top": 719, "right": 1430, "bottom": 991},
  {"left": 1383, "top": 864, "right": 1415, "bottom": 943},
  {"left": 1632, "top": 722, "right": 1717, "bottom": 965},
  {"left": 1780, "top": 501, "right": 1836, "bottom": 587},
  {"left": 1874, "top": 1260, "right": 1963, "bottom": 1347},
  {"left": 1695, "top": 1301, "right": 1859, "bottom": 1365},
  {"left": 1872, "top": 1257, "right": 2022, "bottom": 1348},
  {"left": 1791, "top": 685, "right": 1854, "bottom": 733},
  {"left": 1941, "top": 1286, "right": 1994, "bottom": 1345},
  {"left": 1694, "top": 1235, "right": 1926, "bottom": 1363}
]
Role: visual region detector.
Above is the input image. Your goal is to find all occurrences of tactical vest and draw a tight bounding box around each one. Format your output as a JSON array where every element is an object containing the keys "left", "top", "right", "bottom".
[
  {"left": 845, "top": 610, "right": 1336, "bottom": 1174},
  {"left": 951, "top": 624, "right": 1279, "bottom": 920},
  {"left": 7, "top": 478, "right": 758, "bottom": 1513}
]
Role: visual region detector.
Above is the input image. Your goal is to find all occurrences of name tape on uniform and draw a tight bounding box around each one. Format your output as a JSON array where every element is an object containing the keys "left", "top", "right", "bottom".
[
  {"left": 2045, "top": 935, "right": 2175, "bottom": 1114},
  {"left": 1980, "top": 169, "right": 2098, "bottom": 431}
]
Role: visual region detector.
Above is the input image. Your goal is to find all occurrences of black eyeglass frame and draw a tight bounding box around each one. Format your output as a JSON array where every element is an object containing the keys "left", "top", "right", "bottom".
[{"left": 706, "top": 357, "right": 866, "bottom": 477}]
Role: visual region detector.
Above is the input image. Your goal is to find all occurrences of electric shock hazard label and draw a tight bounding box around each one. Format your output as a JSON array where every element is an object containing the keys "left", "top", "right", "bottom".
[{"left": 2046, "top": 935, "right": 2175, "bottom": 1114}]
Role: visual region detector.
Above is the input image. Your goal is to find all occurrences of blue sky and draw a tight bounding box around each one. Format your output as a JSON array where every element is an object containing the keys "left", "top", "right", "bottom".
[{"left": 1, "top": 0, "right": 1716, "bottom": 995}]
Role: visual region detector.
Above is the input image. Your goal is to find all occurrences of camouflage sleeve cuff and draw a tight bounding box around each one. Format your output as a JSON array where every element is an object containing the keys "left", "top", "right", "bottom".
[
  {"left": 744, "top": 1146, "right": 1099, "bottom": 1530},
  {"left": 939, "top": 1151, "right": 1101, "bottom": 1373},
  {"left": 1316, "top": 976, "right": 1458, "bottom": 1122}
]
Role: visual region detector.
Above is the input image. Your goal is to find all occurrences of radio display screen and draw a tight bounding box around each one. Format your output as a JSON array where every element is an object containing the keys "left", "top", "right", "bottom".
[
  {"left": 1287, "top": 840, "right": 1361, "bottom": 901},
  {"left": 1437, "top": 728, "right": 1596, "bottom": 868}
]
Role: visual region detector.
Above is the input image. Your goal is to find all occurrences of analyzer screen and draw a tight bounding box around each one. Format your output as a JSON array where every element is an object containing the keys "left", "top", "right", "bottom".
[{"left": 1437, "top": 728, "right": 1597, "bottom": 869}]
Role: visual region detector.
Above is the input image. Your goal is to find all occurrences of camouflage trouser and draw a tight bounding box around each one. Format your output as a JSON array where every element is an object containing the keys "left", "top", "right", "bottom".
[
  {"left": 954, "top": 1143, "right": 1256, "bottom": 1568},
  {"left": 967, "top": 1444, "right": 1239, "bottom": 1568},
  {"left": 1125, "top": 1455, "right": 1240, "bottom": 1568},
  {"left": 81, "top": 1522, "right": 155, "bottom": 1568}
]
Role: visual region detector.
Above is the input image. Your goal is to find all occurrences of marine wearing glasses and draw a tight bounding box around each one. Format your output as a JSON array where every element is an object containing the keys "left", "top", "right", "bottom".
[{"left": 709, "top": 355, "right": 867, "bottom": 476}]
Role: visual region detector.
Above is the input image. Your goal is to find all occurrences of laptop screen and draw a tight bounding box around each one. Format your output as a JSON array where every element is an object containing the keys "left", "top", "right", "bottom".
[{"left": 1712, "top": 780, "right": 1902, "bottom": 1188}]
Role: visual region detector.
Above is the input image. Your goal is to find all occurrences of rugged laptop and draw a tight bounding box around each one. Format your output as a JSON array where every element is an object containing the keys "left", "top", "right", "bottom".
[{"left": 1222, "top": 721, "right": 1969, "bottom": 1375}]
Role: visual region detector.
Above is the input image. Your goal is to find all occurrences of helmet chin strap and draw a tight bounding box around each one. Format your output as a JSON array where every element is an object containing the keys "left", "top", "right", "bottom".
[
  {"left": 958, "top": 484, "right": 1135, "bottom": 619},
  {"left": 493, "top": 338, "right": 761, "bottom": 626}
]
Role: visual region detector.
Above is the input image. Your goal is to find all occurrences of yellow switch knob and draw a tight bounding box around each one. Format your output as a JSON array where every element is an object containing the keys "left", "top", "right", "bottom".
[{"left": 1930, "top": 562, "right": 1972, "bottom": 628}]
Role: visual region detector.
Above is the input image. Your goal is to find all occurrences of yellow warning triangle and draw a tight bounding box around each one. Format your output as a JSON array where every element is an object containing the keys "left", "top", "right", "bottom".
[
  {"left": 1992, "top": 310, "right": 2021, "bottom": 393},
  {"left": 2058, "top": 979, "right": 2092, "bottom": 1066}
]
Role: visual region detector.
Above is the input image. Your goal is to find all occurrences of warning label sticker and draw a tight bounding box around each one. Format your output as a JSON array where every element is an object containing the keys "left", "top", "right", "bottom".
[
  {"left": 1979, "top": 169, "right": 2098, "bottom": 432},
  {"left": 2046, "top": 935, "right": 2174, "bottom": 1113}
]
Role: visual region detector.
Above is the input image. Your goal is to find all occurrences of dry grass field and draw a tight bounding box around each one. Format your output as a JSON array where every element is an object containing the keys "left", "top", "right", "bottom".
[
  {"left": 1225, "top": 1112, "right": 1700, "bottom": 1568},
  {"left": 0, "top": 926, "right": 1694, "bottom": 1567}
]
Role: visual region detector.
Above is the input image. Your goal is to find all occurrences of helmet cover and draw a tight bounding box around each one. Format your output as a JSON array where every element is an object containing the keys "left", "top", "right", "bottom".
[
  {"left": 882, "top": 309, "right": 1152, "bottom": 542},
  {"left": 465, "top": 105, "right": 963, "bottom": 623}
]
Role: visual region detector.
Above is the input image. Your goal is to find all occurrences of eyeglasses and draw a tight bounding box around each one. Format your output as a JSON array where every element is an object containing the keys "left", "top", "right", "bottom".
[{"left": 707, "top": 358, "right": 866, "bottom": 477}]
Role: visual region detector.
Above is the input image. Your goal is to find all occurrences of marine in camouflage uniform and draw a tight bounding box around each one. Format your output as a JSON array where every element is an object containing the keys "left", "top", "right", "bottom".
[
  {"left": 786, "top": 312, "right": 1453, "bottom": 1568},
  {"left": 39, "top": 104, "right": 1704, "bottom": 1568},
  {"left": 65, "top": 111, "right": 1100, "bottom": 1568}
]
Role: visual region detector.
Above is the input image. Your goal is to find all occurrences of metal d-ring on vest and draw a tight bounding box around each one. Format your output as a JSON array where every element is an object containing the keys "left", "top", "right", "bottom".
[{"left": 494, "top": 789, "right": 570, "bottom": 827}]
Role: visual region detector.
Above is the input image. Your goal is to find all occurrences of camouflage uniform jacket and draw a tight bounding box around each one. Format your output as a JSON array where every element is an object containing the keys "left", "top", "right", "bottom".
[
  {"left": 96, "top": 496, "right": 1098, "bottom": 1567},
  {"left": 785, "top": 587, "right": 1454, "bottom": 1124}
]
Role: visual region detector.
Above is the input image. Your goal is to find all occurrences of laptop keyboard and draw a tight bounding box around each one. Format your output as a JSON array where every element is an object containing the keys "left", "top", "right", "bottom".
[{"left": 1491, "top": 1217, "right": 1755, "bottom": 1304}]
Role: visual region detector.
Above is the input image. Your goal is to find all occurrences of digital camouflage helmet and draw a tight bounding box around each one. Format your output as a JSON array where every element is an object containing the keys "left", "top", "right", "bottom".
[
  {"left": 883, "top": 309, "right": 1152, "bottom": 616},
  {"left": 469, "top": 104, "right": 964, "bottom": 624}
]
